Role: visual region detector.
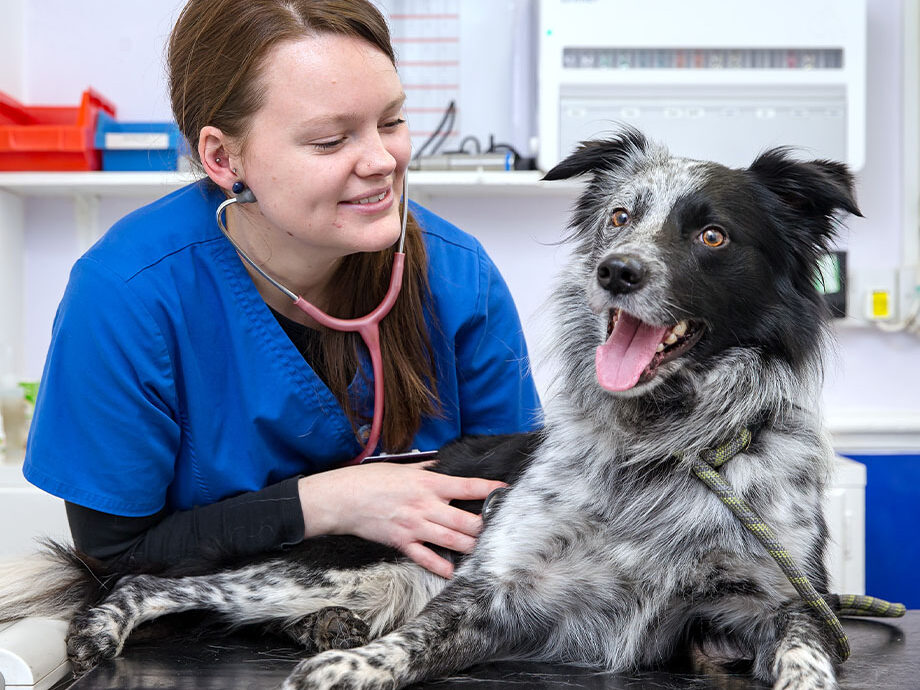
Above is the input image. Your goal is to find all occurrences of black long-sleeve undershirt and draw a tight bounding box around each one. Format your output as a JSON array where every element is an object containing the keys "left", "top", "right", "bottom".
[{"left": 65, "top": 476, "right": 305, "bottom": 569}]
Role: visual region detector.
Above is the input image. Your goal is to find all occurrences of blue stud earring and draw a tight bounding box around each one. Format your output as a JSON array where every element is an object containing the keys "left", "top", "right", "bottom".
[{"left": 232, "top": 180, "right": 245, "bottom": 195}]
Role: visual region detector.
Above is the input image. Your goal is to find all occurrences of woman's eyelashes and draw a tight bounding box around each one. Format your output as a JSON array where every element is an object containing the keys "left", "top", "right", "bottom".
[
  {"left": 313, "top": 139, "right": 345, "bottom": 151},
  {"left": 311, "top": 118, "right": 406, "bottom": 152}
]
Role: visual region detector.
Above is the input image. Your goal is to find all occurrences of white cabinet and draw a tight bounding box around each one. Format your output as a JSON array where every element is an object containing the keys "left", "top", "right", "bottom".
[
  {"left": 0, "top": 465, "right": 70, "bottom": 558},
  {"left": 826, "top": 456, "right": 867, "bottom": 594}
]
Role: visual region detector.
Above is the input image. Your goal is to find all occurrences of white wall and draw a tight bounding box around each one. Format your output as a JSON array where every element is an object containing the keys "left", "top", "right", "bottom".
[
  {"left": 9, "top": 0, "right": 920, "bottom": 449},
  {"left": 21, "top": 1, "right": 181, "bottom": 119},
  {"left": 0, "top": 0, "right": 24, "bottom": 97}
]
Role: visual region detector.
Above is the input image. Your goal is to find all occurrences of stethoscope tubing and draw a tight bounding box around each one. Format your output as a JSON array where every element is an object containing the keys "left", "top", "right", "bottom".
[{"left": 216, "top": 174, "right": 410, "bottom": 464}]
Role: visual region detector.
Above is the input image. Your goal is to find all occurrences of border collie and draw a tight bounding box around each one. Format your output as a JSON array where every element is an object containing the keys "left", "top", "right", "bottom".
[{"left": 0, "top": 128, "right": 862, "bottom": 690}]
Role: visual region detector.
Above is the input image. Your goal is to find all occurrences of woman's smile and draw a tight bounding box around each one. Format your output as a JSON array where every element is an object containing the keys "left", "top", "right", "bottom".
[{"left": 340, "top": 186, "right": 395, "bottom": 213}]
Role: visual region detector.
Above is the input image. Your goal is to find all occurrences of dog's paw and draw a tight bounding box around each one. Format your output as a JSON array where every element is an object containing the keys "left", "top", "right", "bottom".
[
  {"left": 282, "top": 649, "right": 397, "bottom": 690},
  {"left": 310, "top": 606, "right": 371, "bottom": 651},
  {"left": 772, "top": 644, "right": 837, "bottom": 690},
  {"left": 66, "top": 606, "right": 128, "bottom": 676}
]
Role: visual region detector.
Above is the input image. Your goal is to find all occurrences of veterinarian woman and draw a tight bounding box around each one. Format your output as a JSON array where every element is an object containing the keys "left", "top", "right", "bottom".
[{"left": 22, "top": 0, "right": 541, "bottom": 580}]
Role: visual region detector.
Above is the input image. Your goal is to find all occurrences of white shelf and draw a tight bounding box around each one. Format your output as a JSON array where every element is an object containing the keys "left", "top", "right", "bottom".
[
  {"left": 0, "top": 170, "right": 201, "bottom": 196},
  {"left": 0, "top": 169, "right": 584, "bottom": 198},
  {"left": 407, "top": 169, "right": 584, "bottom": 196}
]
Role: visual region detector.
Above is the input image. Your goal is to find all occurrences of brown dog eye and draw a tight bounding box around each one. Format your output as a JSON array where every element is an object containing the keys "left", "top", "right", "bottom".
[
  {"left": 699, "top": 227, "right": 727, "bottom": 248},
  {"left": 611, "top": 208, "right": 630, "bottom": 227}
]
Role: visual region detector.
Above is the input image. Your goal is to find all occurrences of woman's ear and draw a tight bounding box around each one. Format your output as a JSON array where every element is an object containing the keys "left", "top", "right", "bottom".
[{"left": 199, "top": 126, "right": 239, "bottom": 192}]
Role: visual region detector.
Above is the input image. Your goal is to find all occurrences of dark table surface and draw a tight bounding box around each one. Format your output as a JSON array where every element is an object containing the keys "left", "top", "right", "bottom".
[{"left": 58, "top": 610, "right": 919, "bottom": 690}]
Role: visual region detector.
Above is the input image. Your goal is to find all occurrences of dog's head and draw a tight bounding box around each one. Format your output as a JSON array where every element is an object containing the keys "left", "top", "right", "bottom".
[{"left": 544, "top": 127, "right": 860, "bottom": 396}]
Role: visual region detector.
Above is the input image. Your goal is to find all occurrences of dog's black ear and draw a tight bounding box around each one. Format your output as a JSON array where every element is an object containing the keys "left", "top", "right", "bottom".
[
  {"left": 542, "top": 127, "right": 649, "bottom": 181},
  {"left": 748, "top": 148, "right": 862, "bottom": 221}
]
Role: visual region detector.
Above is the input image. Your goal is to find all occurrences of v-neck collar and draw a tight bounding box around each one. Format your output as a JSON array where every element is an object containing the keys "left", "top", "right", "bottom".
[{"left": 209, "top": 202, "right": 374, "bottom": 452}]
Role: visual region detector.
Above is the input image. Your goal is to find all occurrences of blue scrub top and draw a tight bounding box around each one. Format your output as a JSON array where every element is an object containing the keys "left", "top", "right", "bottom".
[{"left": 24, "top": 181, "right": 542, "bottom": 517}]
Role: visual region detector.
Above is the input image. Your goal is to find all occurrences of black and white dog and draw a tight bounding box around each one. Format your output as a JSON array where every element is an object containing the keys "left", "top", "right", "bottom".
[{"left": 0, "top": 128, "right": 860, "bottom": 690}]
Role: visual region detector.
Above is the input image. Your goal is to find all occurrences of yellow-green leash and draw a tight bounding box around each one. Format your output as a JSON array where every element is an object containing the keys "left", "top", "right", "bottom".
[{"left": 689, "top": 428, "right": 906, "bottom": 661}]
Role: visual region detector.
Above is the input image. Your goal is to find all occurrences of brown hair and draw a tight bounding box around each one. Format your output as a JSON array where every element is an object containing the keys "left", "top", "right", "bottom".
[{"left": 168, "top": 0, "right": 438, "bottom": 451}]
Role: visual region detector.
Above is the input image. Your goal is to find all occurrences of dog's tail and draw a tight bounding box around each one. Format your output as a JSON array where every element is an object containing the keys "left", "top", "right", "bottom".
[{"left": 0, "top": 540, "right": 110, "bottom": 623}]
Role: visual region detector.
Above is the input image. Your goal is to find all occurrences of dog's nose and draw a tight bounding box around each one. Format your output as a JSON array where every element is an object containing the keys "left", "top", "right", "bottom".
[{"left": 597, "top": 255, "right": 647, "bottom": 294}]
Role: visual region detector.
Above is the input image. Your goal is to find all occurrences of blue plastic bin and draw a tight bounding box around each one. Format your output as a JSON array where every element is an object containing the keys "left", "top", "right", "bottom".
[{"left": 94, "top": 112, "right": 188, "bottom": 171}]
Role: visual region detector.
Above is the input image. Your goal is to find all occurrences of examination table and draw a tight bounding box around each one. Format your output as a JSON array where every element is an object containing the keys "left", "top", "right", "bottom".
[{"left": 45, "top": 610, "right": 918, "bottom": 689}]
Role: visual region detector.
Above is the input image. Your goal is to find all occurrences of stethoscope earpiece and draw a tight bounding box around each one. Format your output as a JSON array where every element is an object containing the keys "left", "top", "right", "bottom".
[{"left": 235, "top": 187, "right": 257, "bottom": 204}]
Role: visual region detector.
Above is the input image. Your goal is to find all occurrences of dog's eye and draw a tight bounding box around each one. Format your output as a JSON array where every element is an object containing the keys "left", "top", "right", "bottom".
[
  {"left": 699, "top": 227, "right": 728, "bottom": 248},
  {"left": 611, "top": 208, "right": 630, "bottom": 227}
]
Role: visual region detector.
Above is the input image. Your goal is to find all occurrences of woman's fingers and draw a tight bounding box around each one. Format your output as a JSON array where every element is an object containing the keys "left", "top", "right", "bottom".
[
  {"left": 402, "top": 541, "right": 454, "bottom": 579},
  {"left": 428, "top": 501, "right": 483, "bottom": 539},
  {"left": 427, "top": 472, "right": 508, "bottom": 501},
  {"left": 416, "top": 515, "right": 478, "bottom": 554}
]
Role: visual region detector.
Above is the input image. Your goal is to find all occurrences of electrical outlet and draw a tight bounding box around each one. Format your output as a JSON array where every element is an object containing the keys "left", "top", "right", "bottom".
[{"left": 845, "top": 267, "right": 900, "bottom": 323}]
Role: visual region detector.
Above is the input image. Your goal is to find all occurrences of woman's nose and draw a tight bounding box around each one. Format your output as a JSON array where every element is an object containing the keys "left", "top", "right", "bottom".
[{"left": 358, "top": 133, "right": 398, "bottom": 177}]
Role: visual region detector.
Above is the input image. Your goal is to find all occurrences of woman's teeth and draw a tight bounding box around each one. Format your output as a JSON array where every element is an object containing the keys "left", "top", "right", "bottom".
[{"left": 353, "top": 191, "right": 387, "bottom": 204}]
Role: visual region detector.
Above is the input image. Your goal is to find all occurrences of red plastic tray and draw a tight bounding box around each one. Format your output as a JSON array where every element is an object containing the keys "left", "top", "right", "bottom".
[{"left": 0, "top": 89, "right": 117, "bottom": 171}]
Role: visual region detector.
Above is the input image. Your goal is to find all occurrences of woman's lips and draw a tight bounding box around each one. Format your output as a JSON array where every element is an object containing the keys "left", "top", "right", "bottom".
[{"left": 341, "top": 187, "right": 390, "bottom": 205}]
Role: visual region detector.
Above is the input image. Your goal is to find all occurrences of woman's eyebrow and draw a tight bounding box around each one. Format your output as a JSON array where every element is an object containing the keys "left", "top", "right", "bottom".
[
  {"left": 383, "top": 93, "right": 408, "bottom": 113},
  {"left": 300, "top": 94, "right": 407, "bottom": 130}
]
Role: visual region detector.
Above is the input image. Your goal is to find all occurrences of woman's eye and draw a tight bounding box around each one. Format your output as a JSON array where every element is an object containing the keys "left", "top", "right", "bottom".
[
  {"left": 313, "top": 139, "right": 345, "bottom": 151},
  {"left": 381, "top": 118, "right": 406, "bottom": 130},
  {"left": 611, "top": 208, "right": 630, "bottom": 227},
  {"left": 698, "top": 226, "right": 728, "bottom": 248}
]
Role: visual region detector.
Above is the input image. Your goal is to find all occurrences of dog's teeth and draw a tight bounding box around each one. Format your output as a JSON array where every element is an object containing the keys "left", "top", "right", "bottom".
[
  {"left": 664, "top": 333, "right": 678, "bottom": 345},
  {"left": 673, "top": 321, "right": 688, "bottom": 337},
  {"left": 656, "top": 343, "right": 665, "bottom": 352}
]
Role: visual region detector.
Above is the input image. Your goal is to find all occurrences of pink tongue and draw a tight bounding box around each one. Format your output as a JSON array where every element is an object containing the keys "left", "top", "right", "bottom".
[{"left": 595, "top": 312, "right": 669, "bottom": 391}]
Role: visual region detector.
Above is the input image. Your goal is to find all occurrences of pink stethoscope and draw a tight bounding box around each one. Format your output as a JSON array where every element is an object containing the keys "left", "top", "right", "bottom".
[{"left": 215, "top": 175, "right": 408, "bottom": 465}]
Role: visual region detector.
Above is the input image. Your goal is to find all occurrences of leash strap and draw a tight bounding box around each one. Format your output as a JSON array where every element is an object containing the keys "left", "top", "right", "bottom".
[
  {"left": 689, "top": 429, "right": 906, "bottom": 662},
  {"left": 825, "top": 592, "right": 906, "bottom": 618}
]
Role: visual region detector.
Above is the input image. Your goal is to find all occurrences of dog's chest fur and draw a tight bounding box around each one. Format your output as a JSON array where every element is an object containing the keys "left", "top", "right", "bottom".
[
  {"left": 475, "top": 423, "right": 825, "bottom": 591},
  {"left": 461, "top": 418, "right": 829, "bottom": 669}
]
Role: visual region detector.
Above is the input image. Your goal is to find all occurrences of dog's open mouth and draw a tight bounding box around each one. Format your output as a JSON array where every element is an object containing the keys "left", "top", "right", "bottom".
[{"left": 596, "top": 309, "right": 703, "bottom": 392}]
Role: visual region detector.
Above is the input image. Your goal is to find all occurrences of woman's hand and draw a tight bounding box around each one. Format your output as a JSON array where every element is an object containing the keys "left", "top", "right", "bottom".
[{"left": 297, "top": 461, "right": 506, "bottom": 579}]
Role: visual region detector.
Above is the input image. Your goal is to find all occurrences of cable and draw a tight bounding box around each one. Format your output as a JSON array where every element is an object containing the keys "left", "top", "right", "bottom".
[
  {"left": 453, "top": 135, "right": 482, "bottom": 154},
  {"left": 429, "top": 102, "right": 456, "bottom": 156},
  {"left": 412, "top": 100, "right": 456, "bottom": 161},
  {"left": 485, "top": 134, "right": 523, "bottom": 160},
  {"left": 874, "top": 283, "right": 920, "bottom": 335}
]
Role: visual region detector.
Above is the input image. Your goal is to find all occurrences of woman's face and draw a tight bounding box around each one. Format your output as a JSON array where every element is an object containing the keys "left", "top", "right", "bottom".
[{"left": 233, "top": 34, "right": 410, "bottom": 269}]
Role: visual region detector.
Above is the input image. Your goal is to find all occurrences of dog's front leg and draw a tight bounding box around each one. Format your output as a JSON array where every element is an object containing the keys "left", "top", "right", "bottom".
[
  {"left": 282, "top": 574, "right": 527, "bottom": 690},
  {"left": 766, "top": 602, "right": 839, "bottom": 690}
]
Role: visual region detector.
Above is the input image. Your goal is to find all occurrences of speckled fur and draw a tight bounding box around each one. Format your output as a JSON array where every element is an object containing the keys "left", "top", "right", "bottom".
[
  {"left": 0, "top": 129, "right": 859, "bottom": 690},
  {"left": 284, "top": 129, "right": 860, "bottom": 690}
]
